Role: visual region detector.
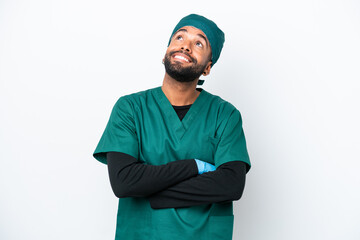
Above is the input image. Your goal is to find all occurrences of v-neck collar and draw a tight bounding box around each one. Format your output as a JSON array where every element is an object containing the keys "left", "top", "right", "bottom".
[{"left": 153, "top": 86, "right": 208, "bottom": 140}]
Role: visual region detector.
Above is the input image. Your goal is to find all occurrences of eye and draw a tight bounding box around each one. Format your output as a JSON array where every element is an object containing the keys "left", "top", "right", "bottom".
[
  {"left": 176, "top": 35, "right": 183, "bottom": 40},
  {"left": 196, "top": 42, "right": 203, "bottom": 48}
]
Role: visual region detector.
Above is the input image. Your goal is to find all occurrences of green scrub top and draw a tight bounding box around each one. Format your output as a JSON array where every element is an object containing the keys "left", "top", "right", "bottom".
[{"left": 94, "top": 86, "right": 251, "bottom": 240}]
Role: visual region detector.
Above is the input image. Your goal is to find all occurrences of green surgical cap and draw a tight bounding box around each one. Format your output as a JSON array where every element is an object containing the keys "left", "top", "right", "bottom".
[{"left": 168, "top": 14, "right": 225, "bottom": 67}]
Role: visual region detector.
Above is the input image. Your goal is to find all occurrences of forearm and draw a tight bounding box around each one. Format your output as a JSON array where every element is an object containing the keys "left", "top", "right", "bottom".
[
  {"left": 148, "top": 161, "right": 247, "bottom": 209},
  {"left": 107, "top": 152, "right": 198, "bottom": 198}
]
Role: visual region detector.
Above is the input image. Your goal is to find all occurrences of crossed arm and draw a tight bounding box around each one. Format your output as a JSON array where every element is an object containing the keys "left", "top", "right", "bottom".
[{"left": 107, "top": 152, "right": 246, "bottom": 209}]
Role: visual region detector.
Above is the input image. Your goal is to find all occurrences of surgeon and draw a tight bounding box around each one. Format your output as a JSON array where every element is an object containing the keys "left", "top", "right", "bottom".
[{"left": 93, "top": 14, "right": 251, "bottom": 240}]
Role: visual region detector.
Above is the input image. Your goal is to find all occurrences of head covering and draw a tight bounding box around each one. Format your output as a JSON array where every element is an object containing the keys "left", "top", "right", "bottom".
[{"left": 168, "top": 14, "right": 225, "bottom": 67}]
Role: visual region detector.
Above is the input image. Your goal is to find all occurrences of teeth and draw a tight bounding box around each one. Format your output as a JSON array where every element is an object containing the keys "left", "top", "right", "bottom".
[{"left": 174, "top": 55, "right": 189, "bottom": 62}]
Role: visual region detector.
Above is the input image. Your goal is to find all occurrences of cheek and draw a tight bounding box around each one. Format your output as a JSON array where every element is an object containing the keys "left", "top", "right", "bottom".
[
  {"left": 196, "top": 52, "right": 210, "bottom": 65},
  {"left": 165, "top": 51, "right": 173, "bottom": 60},
  {"left": 168, "top": 40, "right": 180, "bottom": 48},
  {"left": 166, "top": 44, "right": 178, "bottom": 53}
]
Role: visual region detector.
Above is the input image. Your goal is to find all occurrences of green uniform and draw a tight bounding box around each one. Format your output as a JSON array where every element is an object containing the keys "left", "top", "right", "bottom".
[{"left": 94, "top": 86, "right": 251, "bottom": 240}]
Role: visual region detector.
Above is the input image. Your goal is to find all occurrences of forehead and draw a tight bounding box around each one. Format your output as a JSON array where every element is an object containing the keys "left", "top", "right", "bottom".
[{"left": 174, "top": 26, "right": 208, "bottom": 41}]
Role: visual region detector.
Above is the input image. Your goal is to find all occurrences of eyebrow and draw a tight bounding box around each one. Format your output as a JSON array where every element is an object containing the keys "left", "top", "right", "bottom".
[{"left": 175, "top": 28, "right": 209, "bottom": 46}]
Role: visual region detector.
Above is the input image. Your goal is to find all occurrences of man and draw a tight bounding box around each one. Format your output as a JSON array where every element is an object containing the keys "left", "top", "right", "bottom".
[{"left": 93, "top": 14, "right": 251, "bottom": 240}]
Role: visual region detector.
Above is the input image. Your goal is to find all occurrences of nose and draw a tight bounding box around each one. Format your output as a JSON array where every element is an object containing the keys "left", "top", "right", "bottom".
[{"left": 181, "top": 40, "right": 191, "bottom": 53}]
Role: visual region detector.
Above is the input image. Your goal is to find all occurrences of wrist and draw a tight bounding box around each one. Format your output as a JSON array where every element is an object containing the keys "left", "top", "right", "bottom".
[{"left": 194, "top": 159, "right": 204, "bottom": 174}]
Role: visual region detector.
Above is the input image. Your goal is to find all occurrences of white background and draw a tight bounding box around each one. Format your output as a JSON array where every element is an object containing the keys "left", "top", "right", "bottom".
[{"left": 1, "top": 0, "right": 359, "bottom": 239}]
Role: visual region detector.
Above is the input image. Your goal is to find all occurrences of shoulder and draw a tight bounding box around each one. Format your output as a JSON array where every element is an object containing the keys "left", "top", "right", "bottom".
[
  {"left": 202, "top": 89, "right": 241, "bottom": 119},
  {"left": 117, "top": 87, "right": 157, "bottom": 102},
  {"left": 203, "top": 91, "right": 245, "bottom": 140},
  {"left": 114, "top": 87, "right": 159, "bottom": 110}
]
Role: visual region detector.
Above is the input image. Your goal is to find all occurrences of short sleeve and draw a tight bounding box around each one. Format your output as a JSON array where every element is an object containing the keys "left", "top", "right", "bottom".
[
  {"left": 93, "top": 97, "right": 139, "bottom": 164},
  {"left": 214, "top": 109, "right": 251, "bottom": 172}
]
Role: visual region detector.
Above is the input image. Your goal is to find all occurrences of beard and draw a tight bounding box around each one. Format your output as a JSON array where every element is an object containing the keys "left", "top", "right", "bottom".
[{"left": 164, "top": 51, "right": 208, "bottom": 83}]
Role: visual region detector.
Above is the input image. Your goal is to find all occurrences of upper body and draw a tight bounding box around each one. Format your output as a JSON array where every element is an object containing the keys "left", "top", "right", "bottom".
[{"left": 93, "top": 14, "right": 251, "bottom": 240}]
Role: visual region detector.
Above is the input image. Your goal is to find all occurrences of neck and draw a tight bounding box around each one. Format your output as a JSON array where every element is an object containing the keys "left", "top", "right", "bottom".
[{"left": 162, "top": 73, "right": 201, "bottom": 106}]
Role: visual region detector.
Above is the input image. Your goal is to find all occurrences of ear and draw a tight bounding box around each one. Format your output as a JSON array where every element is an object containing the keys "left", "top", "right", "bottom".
[{"left": 202, "top": 61, "right": 212, "bottom": 76}]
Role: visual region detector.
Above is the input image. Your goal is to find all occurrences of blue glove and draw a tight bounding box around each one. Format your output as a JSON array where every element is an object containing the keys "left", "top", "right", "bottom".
[{"left": 194, "top": 159, "right": 216, "bottom": 174}]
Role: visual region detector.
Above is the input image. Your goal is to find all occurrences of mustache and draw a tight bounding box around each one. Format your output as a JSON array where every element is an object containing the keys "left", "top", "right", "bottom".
[{"left": 169, "top": 50, "right": 196, "bottom": 63}]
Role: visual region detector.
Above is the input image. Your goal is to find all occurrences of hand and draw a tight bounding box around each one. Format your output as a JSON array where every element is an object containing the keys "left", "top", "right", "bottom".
[{"left": 194, "top": 159, "right": 216, "bottom": 174}]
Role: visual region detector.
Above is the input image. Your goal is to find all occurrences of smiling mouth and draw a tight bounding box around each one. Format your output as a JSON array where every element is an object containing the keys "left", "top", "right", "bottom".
[
  {"left": 174, "top": 55, "right": 190, "bottom": 62},
  {"left": 171, "top": 51, "right": 193, "bottom": 63}
]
